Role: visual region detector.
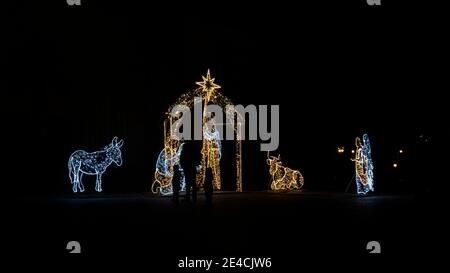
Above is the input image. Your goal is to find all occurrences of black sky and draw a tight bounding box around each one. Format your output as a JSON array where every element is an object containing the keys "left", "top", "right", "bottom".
[{"left": 3, "top": 1, "right": 448, "bottom": 195}]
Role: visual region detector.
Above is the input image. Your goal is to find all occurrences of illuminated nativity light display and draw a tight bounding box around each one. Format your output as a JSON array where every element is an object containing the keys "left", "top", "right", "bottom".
[
  {"left": 152, "top": 70, "right": 242, "bottom": 195},
  {"left": 351, "top": 133, "right": 375, "bottom": 195},
  {"left": 68, "top": 137, "right": 124, "bottom": 193},
  {"left": 266, "top": 152, "right": 304, "bottom": 191}
]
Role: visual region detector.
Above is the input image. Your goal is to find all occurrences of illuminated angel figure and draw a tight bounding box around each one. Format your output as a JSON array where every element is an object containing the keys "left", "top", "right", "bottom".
[
  {"left": 198, "top": 121, "right": 222, "bottom": 191},
  {"left": 363, "top": 134, "right": 374, "bottom": 191},
  {"left": 351, "top": 134, "right": 374, "bottom": 195},
  {"left": 68, "top": 137, "right": 124, "bottom": 193},
  {"left": 267, "top": 153, "right": 304, "bottom": 190},
  {"left": 363, "top": 134, "right": 374, "bottom": 188}
]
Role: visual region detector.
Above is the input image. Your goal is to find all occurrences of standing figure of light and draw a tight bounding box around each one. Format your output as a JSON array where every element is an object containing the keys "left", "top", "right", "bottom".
[
  {"left": 68, "top": 137, "right": 124, "bottom": 193},
  {"left": 351, "top": 134, "right": 375, "bottom": 195},
  {"left": 362, "top": 134, "right": 374, "bottom": 192},
  {"left": 198, "top": 121, "right": 222, "bottom": 191},
  {"left": 267, "top": 152, "right": 304, "bottom": 190}
]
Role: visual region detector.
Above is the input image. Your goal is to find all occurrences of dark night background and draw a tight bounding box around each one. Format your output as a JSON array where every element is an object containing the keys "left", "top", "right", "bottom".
[{"left": 3, "top": 0, "right": 449, "bottom": 270}]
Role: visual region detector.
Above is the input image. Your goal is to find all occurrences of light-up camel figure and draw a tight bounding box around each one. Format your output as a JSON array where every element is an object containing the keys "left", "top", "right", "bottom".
[
  {"left": 267, "top": 152, "right": 304, "bottom": 190},
  {"left": 351, "top": 134, "right": 374, "bottom": 195},
  {"left": 68, "top": 137, "right": 124, "bottom": 193}
]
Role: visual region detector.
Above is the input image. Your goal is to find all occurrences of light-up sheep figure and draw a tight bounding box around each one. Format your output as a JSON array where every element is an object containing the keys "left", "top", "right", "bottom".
[
  {"left": 351, "top": 134, "right": 375, "bottom": 195},
  {"left": 68, "top": 137, "right": 124, "bottom": 193},
  {"left": 267, "top": 153, "right": 304, "bottom": 190},
  {"left": 152, "top": 141, "right": 186, "bottom": 195},
  {"left": 198, "top": 122, "right": 222, "bottom": 191}
]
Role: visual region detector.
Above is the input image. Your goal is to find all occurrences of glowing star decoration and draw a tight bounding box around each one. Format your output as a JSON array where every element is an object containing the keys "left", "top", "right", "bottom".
[
  {"left": 196, "top": 69, "right": 221, "bottom": 95},
  {"left": 351, "top": 134, "right": 375, "bottom": 195},
  {"left": 152, "top": 70, "right": 243, "bottom": 195},
  {"left": 267, "top": 152, "right": 304, "bottom": 191},
  {"left": 68, "top": 137, "right": 124, "bottom": 193}
]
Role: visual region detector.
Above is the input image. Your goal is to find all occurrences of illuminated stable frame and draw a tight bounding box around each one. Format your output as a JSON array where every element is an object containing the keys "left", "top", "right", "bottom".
[{"left": 152, "top": 70, "right": 242, "bottom": 195}]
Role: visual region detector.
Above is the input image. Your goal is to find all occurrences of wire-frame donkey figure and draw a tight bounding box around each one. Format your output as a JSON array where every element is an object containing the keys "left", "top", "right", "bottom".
[{"left": 68, "top": 137, "right": 124, "bottom": 193}]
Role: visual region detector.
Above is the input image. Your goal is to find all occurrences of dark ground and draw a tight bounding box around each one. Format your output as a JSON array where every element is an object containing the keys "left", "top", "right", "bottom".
[{"left": 5, "top": 189, "right": 444, "bottom": 271}]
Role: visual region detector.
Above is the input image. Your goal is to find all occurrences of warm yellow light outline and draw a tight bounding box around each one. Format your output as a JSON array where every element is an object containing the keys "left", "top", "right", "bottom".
[
  {"left": 267, "top": 152, "right": 304, "bottom": 191},
  {"left": 152, "top": 70, "right": 242, "bottom": 194}
]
